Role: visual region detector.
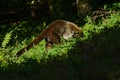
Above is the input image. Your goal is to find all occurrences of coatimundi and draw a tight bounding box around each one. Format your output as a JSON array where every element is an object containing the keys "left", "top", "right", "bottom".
[{"left": 16, "top": 20, "right": 83, "bottom": 57}]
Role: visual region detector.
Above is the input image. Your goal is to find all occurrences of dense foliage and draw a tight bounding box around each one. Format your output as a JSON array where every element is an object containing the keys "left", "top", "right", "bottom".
[{"left": 0, "top": 1, "right": 120, "bottom": 80}]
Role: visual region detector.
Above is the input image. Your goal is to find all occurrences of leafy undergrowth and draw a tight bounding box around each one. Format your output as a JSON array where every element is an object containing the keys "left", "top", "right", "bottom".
[{"left": 0, "top": 3, "right": 120, "bottom": 80}]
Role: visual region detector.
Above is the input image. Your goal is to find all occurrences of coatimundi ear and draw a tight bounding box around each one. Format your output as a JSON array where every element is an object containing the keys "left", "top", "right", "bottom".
[{"left": 78, "top": 28, "right": 84, "bottom": 37}]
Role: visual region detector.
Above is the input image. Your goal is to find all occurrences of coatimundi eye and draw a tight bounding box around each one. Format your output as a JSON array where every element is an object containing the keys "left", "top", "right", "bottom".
[
  {"left": 72, "top": 31, "right": 78, "bottom": 34},
  {"left": 72, "top": 31, "right": 79, "bottom": 38}
]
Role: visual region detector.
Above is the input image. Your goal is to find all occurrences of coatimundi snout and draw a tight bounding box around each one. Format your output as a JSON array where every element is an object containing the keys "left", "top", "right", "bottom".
[{"left": 16, "top": 20, "right": 83, "bottom": 57}]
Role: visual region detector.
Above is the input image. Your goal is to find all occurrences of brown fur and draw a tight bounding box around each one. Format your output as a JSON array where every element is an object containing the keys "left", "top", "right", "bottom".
[{"left": 16, "top": 20, "right": 83, "bottom": 57}]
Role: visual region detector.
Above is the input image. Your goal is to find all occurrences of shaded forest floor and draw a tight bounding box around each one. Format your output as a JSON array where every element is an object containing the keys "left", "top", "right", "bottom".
[
  {"left": 0, "top": 2, "right": 120, "bottom": 80},
  {"left": 0, "top": 23, "right": 120, "bottom": 80}
]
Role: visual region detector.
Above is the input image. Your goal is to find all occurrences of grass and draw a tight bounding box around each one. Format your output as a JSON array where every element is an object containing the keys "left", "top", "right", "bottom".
[{"left": 0, "top": 3, "right": 120, "bottom": 80}]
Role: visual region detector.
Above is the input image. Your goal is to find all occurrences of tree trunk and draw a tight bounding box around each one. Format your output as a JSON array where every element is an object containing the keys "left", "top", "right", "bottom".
[{"left": 76, "top": 0, "right": 92, "bottom": 18}]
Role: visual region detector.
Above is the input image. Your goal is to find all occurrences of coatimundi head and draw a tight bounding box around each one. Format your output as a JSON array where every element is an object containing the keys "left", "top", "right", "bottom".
[
  {"left": 61, "top": 21, "right": 83, "bottom": 40},
  {"left": 72, "top": 28, "right": 83, "bottom": 38}
]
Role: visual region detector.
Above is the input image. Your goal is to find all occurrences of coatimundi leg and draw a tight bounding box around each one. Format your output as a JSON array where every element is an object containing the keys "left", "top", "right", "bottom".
[{"left": 45, "top": 31, "right": 61, "bottom": 52}]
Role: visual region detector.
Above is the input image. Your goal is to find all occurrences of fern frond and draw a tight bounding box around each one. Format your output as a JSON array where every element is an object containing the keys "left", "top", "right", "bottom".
[{"left": 2, "top": 30, "right": 13, "bottom": 48}]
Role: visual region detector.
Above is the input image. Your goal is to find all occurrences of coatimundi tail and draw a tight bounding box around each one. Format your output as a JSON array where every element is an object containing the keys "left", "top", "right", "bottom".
[{"left": 16, "top": 20, "right": 83, "bottom": 57}]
